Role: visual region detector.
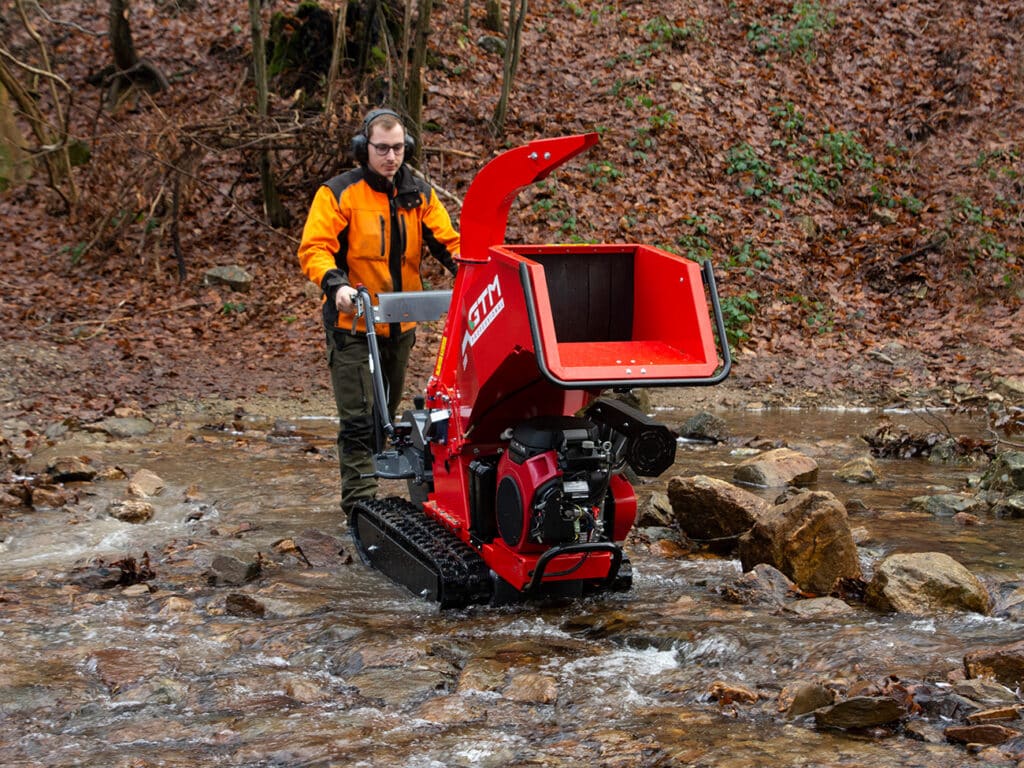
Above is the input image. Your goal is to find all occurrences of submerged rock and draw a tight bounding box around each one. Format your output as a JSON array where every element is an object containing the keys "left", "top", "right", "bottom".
[
  {"left": 866, "top": 552, "right": 991, "bottom": 615},
  {"left": 89, "top": 417, "right": 155, "bottom": 438},
  {"left": 107, "top": 499, "right": 155, "bottom": 523},
  {"left": 505, "top": 671, "right": 558, "bottom": 704},
  {"left": 46, "top": 455, "right": 98, "bottom": 483},
  {"left": 910, "top": 493, "right": 986, "bottom": 517},
  {"left": 680, "top": 411, "right": 729, "bottom": 443},
  {"left": 813, "top": 695, "right": 905, "bottom": 729},
  {"left": 944, "top": 723, "right": 1020, "bottom": 745},
  {"left": 980, "top": 451, "right": 1024, "bottom": 493},
  {"left": 719, "top": 562, "right": 796, "bottom": 606},
  {"left": 834, "top": 456, "right": 879, "bottom": 484},
  {"left": 733, "top": 447, "right": 819, "bottom": 488},
  {"left": 783, "top": 682, "right": 834, "bottom": 718},
  {"left": 206, "top": 553, "right": 262, "bottom": 586},
  {"left": 964, "top": 639, "right": 1024, "bottom": 689},
  {"left": 127, "top": 468, "right": 165, "bottom": 498}
]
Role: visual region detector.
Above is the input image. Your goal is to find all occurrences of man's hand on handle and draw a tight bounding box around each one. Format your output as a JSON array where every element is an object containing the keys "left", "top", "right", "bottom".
[{"left": 336, "top": 285, "right": 359, "bottom": 314}]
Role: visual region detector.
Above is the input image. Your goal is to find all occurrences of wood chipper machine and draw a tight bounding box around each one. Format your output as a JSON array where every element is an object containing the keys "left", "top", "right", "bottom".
[{"left": 349, "top": 133, "right": 731, "bottom": 607}]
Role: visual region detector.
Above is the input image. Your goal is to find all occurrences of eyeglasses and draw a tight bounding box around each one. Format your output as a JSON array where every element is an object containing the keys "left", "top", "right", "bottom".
[{"left": 369, "top": 141, "right": 406, "bottom": 157}]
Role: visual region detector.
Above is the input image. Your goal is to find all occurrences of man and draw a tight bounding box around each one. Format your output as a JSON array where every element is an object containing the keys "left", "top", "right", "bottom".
[{"left": 297, "top": 108, "right": 460, "bottom": 520}]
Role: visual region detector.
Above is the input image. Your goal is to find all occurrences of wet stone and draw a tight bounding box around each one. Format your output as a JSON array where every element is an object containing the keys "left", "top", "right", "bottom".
[
  {"left": 90, "top": 417, "right": 155, "bottom": 438},
  {"left": 903, "top": 718, "right": 947, "bottom": 743},
  {"left": 225, "top": 593, "right": 266, "bottom": 617},
  {"left": 635, "top": 490, "right": 674, "bottom": 527},
  {"left": 70, "top": 566, "right": 123, "bottom": 590},
  {"left": 707, "top": 680, "right": 759, "bottom": 704},
  {"left": 457, "top": 658, "right": 507, "bottom": 693},
  {"left": 680, "top": 410, "right": 729, "bottom": 442},
  {"left": 720, "top": 562, "right": 796, "bottom": 606},
  {"left": 866, "top": 551, "right": 991, "bottom": 615},
  {"left": 980, "top": 451, "right": 1024, "bottom": 493},
  {"left": 107, "top": 499, "right": 156, "bottom": 523},
  {"left": 206, "top": 554, "right": 262, "bottom": 586},
  {"left": 964, "top": 639, "right": 1024, "bottom": 690},
  {"left": 813, "top": 695, "right": 905, "bottom": 729},
  {"left": 504, "top": 671, "right": 558, "bottom": 704},
  {"left": 414, "top": 693, "right": 482, "bottom": 725},
  {"left": 834, "top": 456, "right": 879, "bottom": 484},
  {"left": 910, "top": 493, "right": 986, "bottom": 517},
  {"left": 784, "top": 596, "right": 854, "bottom": 619},
  {"left": 944, "top": 723, "right": 1021, "bottom": 745},
  {"left": 128, "top": 468, "right": 165, "bottom": 497},
  {"left": 346, "top": 667, "right": 449, "bottom": 708},
  {"left": 46, "top": 455, "right": 97, "bottom": 483},
  {"left": 784, "top": 682, "right": 834, "bottom": 718},
  {"left": 290, "top": 529, "right": 352, "bottom": 567},
  {"left": 666, "top": 473, "right": 769, "bottom": 552},
  {"left": 733, "top": 447, "right": 819, "bottom": 488},
  {"left": 30, "top": 484, "right": 75, "bottom": 509},
  {"left": 953, "top": 678, "right": 1021, "bottom": 705}
]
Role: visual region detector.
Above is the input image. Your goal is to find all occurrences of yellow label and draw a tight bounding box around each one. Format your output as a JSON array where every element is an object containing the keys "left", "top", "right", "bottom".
[{"left": 434, "top": 335, "right": 448, "bottom": 376}]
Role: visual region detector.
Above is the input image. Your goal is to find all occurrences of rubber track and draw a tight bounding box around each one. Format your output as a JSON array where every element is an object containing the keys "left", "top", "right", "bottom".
[{"left": 354, "top": 497, "right": 493, "bottom": 608}]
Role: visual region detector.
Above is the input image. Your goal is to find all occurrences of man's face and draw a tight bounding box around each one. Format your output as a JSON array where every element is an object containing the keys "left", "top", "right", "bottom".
[{"left": 367, "top": 123, "right": 406, "bottom": 181}]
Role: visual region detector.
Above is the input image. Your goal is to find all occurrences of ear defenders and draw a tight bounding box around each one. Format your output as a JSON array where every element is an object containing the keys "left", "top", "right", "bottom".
[{"left": 351, "top": 108, "right": 415, "bottom": 164}]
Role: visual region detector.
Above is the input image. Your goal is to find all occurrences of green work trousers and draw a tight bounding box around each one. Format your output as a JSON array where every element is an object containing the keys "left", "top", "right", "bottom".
[{"left": 327, "top": 328, "right": 415, "bottom": 515}]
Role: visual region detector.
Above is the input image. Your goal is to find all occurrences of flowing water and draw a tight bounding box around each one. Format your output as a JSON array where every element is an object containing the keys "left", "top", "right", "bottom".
[{"left": 1, "top": 405, "right": 1021, "bottom": 767}]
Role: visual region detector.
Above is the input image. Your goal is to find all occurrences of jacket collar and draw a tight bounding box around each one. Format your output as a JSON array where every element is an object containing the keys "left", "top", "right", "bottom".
[{"left": 363, "top": 165, "right": 416, "bottom": 194}]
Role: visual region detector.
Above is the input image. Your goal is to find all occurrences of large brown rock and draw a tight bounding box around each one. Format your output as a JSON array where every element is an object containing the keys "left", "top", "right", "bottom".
[
  {"left": 733, "top": 447, "right": 819, "bottom": 488},
  {"left": 666, "top": 474, "right": 769, "bottom": 552},
  {"left": 964, "top": 639, "right": 1024, "bottom": 689},
  {"left": 865, "top": 552, "right": 991, "bottom": 615},
  {"left": 737, "top": 491, "right": 861, "bottom": 594}
]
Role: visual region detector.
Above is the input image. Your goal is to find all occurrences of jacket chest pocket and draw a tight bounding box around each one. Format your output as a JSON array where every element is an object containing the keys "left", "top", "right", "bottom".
[{"left": 350, "top": 210, "right": 388, "bottom": 261}]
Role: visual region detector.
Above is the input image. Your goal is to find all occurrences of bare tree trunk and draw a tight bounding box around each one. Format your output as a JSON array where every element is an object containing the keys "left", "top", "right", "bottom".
[
  {"left": 104, "top": 0, "right": 169, "bottom": 110},
  {"left": 405, "top": 0, "right": 433, "bottom": 166},
  {"left": 323, "top": 1, "right": 350, "bottom": 118},
  {"left": 395, "top": 0, "right": 413, "bottom": 107},
  {"left": 0, "top": 81, "right": 33, "bottom": 187},
  {"left": 491, "top": 0, "right": 527, "bottom": 135},
  {"left": 249, "top": 0, "right": 290, "bottom": 228},
  {"left": 484, "top": 0, "right": 502, "bottom": 32},
  {"left": 462, "top": 0, "right": 470, "bottom": 27},
  {"left": 6, "top": 0, "right": 75, "bottom": 204}
]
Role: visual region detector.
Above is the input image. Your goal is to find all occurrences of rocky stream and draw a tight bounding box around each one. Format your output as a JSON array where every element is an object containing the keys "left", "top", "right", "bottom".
[{"left": 2, "top": 397, "right": 1024, "bottom": 768}]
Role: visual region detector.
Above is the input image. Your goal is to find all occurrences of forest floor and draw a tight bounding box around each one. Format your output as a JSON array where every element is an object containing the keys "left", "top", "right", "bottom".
[{"left": 0, "top": 0, "right": 1021, "bottom": 433}]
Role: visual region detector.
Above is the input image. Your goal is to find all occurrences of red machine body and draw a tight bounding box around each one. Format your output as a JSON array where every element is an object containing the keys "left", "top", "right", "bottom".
[
  {"left": 425, "top": 134, "right": 724, "bottom": 595},
  {"left": 350, "top": 133, "right": 730, "bottom": 605}
]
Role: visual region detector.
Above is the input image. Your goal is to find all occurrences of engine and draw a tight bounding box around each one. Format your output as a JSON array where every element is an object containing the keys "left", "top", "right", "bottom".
[{"left": 494, "top": 416, "right": 614, "bottom": 553}]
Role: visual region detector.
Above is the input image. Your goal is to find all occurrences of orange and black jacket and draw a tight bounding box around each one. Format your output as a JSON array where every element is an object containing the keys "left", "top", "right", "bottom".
[{"left": 298, "top": 165, "right": 460, "bottom": 337}]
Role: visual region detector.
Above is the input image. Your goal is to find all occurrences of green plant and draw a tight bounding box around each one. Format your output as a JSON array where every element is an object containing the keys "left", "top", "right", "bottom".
[
  {"left": 729, "top": 239, "right": 773, "bottom": 276},
  {"left": 642, "top": 15, "right": 706, "bottom": 47},
  {"left": 900, "top": 195, "right": 925, "bottom": 215},
  {"left": 769, "top": 101, "right": 807, "bottom": 151},
  {"left": 221, "top": 301, "right": 246, "bottom": 315},
  {"left": 649, "top": 108, "right": 676, "bottom": 132},
  {"left": 818, "top": 129, "right": 874, "bottom": 174},
  {"left": 955, "top": 195, "right": 985, "bottom": 225},
  {"left": 787, "top": 293, "right": 833, "bottom": 333},
  {"left": 726, "top": 143, "right": 777, "bottom": 198},
  {"left": 720, "top": 290, "right": 760, "bottom": 348},
  {"left": 60, "top": 242, "right": 89, "bottom": 266},
  {"left": 584, "top": 161, "right": 622, "bottom": 188},
  {"left": 748, "top": 1, "right": 835, "bottom": 61}
]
